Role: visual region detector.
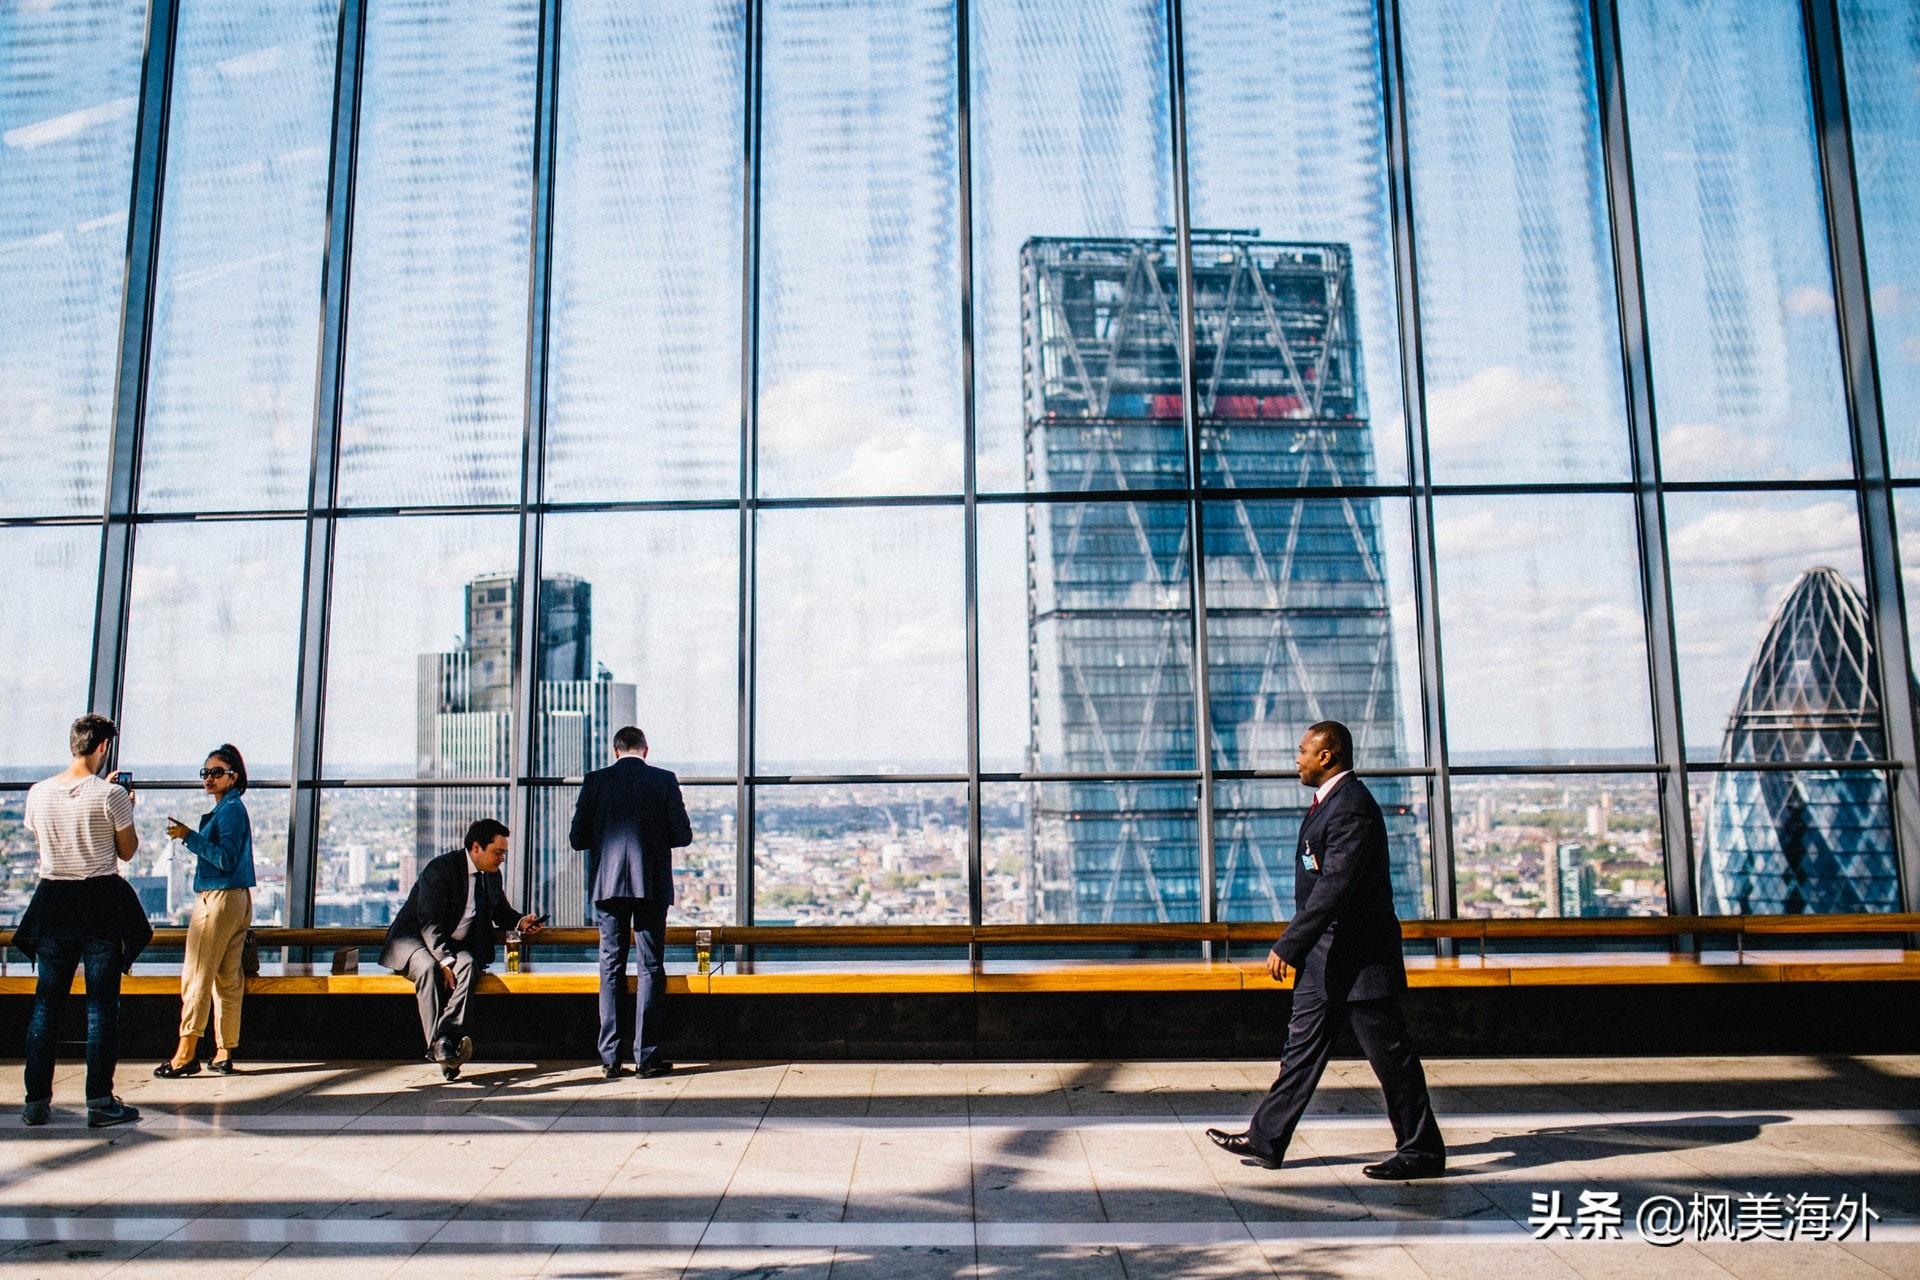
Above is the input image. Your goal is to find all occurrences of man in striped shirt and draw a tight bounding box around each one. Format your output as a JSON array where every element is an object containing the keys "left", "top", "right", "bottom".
[{"left": 19, "top": 715, "right": 141, "bottom": 1128}]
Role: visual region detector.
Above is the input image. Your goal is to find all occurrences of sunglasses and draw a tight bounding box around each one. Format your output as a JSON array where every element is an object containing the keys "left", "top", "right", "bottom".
[{"left": 199, "top": 767, "right": 234, "bottom": 780}]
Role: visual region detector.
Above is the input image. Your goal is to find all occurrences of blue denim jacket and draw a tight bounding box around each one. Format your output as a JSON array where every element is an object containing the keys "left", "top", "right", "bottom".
[{"left": 182, "top": 792, "right": 256, "bottom": 892}]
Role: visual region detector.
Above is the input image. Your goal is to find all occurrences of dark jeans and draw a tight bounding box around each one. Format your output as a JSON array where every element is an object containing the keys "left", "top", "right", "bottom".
[
  {"left": 1248, "top": 983, "right": 1446, "bottom": 1164},
  {"left": 24, "top": 934, "right": 122, "bottom": 1104},
  {"left": 596, "top": 897, "right": 669, "bottom": 1068}
]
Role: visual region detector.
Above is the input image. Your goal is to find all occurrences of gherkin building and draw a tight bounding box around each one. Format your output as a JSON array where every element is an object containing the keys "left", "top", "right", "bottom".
[{"left": 1700, "top": 568, "right": 1902, "bottom": 914}]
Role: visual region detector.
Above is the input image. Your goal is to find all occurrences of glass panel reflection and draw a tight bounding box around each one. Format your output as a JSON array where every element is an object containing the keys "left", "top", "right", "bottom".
[
  {"left": 1688, "top": 768, "right": 1897, "bottom": 914},
  {"left": 1399, "top": 0, "right": 1630, "bottom": 483},
  {"left": 1622, "top": 0, "right": 1852, "bottom": 481},
  {"left": 140, "top": 0, "right": 336, "bottom": 512},
  {"left": 970, "top": 0, "right": 1177, "bottom": 492},
  {"left": 0, "top": 528, "right": 98, "bottom": 774},
  {"left": 128, "top": 785, "right": 289, "bottom": 926},
  {"left": 981, "top": 779, "right": 1199, "bottom": 924},
  {"left": 1216, "top": 777, "right": 1430, "bottom": 923},
  {"left": 1434, "top": 495, "right": 1653, "bottom": 763},
  {"left": 1451, "top": 774, "right": 1667, "bottom": 917},
  {"left": 119, "top": 519, "right": 305, "bottom": 779},
  {"left": 753, "top": 783, "right": 967, "bottom": 925},
  {"left": 315, "top": 784, "right": 506, "bottom": 926},
  {"left": 527, "top": 784, "right": 734, "bottom": 928},
  {"left": 756, "top": 0, "right": 962, "bottom": 498},
  {"left": 322, "top": 515, "right": 520, "bottom": 777},
  {"left": 1183, "top": 0, "right": 1407, "bottom": 486},
  {"left": 544, "top": 0, "right": 744, "bottom": 502},
  {"left": 536, "top": 511, "right": 738, "bottom": 777},
  {"left": 0, "top": 0, "right": 147, "bottom": 515},
  {"left": 1840, "top": 0, "right": 1920, "bottom": 475},
  {"left": 754, "top": 507, "right": 965, "bottom": 774},
  {"left": 337, "top": 0, "right": 537, "bottom": 507}
]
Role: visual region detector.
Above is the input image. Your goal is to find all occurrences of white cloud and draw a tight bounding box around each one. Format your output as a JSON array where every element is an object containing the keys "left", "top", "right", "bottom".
[
  {"left": 1659, "top": 421, "right": 1777, "bottom": 475},
  {"left": 1873, "top": 283, "right": 1904, "bottom": 316},
  {"left": 1785, "top": 285, "right": 1833, "bottom": 318},
  {"left": 1432, "top": 508, "right": 1505, "bottom": 556},
  {"left": 1667, "top": 500, "right": 1858, "bottom": 567},
  {"left": 1903, "top": 336, "right": 1920, "bottom": 365},
  {"left": 1424, "top": 366, "right": 1579, "bottom": 453},
  {"left": 759, "top": 370, "right": 960, "bottom": 494}
]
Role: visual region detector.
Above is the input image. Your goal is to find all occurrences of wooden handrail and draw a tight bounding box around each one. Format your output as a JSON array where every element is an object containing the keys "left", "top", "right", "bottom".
[{"left": 2, "top": 912, "right": 1914, "bottom": 954}]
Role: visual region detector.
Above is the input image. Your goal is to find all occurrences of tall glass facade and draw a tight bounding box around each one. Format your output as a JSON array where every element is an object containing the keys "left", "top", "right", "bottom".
[{"left": 2, "top": 0, "right": 1916, "bottom": 930}]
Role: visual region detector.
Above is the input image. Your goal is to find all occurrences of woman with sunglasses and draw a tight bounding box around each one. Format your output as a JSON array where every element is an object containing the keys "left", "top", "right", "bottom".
[{"left": 154, "top": 745, "right": 256, "bottom": 1077}]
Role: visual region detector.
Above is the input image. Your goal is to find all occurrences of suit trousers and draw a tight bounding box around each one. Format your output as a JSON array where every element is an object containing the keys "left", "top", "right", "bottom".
[
  {"left": 178, "top": 888, "right": 250, "bottom": 1047},
  {"left": 397, "top": 944, "right": 478, "bottom": 1053},
  {"left": 1248, "top": 982, "right": 1445, "bottom": 1163},
  {"left": 595, "top": 898, "right": 669, "bottom": 1068}
]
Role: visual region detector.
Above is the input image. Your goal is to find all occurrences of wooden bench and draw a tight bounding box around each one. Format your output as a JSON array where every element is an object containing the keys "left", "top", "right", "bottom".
[{"left": 2, "top": 915, "right": 1915, "bottom": 995}]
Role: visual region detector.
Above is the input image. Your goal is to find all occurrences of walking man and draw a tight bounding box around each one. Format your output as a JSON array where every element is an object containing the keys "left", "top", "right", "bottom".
[
  {"left": 570, "top": 726, "right": 693, "bottom": 1079},
  {"left": 1208, "top": 720, "right": 1446, "bottom": 1179}
]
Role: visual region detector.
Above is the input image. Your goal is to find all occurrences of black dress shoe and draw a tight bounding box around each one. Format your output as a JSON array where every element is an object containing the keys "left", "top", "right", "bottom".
[
  {"left": 1205, "top": 1128, "right": 1281, "bottom": 1169},
  {"left": 153, "top": 1060, "right": 202, "bottom": 1079},
  {"left": 208, "top": 1056, "right": 235, "bottom": 1076},
  {"left": 636, "top": 1058, "right": 674, "bottom": 1079},
  {"left": 601, "top": 1063, "right": 626, "bottom": 1080},
  {"left": 1362, "top": 1152, "right": 1446, "bottom": 1181}
]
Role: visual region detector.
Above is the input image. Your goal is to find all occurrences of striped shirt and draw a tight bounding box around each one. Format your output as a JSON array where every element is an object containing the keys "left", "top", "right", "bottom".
[{"left": 23, "top": 773, "right": 134, "bottom": 880}]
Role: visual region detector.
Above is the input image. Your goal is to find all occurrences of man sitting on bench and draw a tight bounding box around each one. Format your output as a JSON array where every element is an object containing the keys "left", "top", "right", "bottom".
[{"left": 380, "top": 818, "right": 543, "bottom": 1080}]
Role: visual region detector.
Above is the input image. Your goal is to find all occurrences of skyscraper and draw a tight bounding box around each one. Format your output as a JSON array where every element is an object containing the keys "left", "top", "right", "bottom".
[
  {"left": 1021, "top": 234, "right": 1424, "bottom": 923},
  {"left": 1700, "top": 567, "right": 1901, "bottom": 914},
  {"left": 417, "top": 573, "right": 635, "bottom": 920}
]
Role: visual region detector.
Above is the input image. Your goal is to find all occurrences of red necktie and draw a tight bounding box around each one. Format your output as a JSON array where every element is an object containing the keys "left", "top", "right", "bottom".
[{"left": 1307, "top": 795, "right": 1321, "bottom": 818}]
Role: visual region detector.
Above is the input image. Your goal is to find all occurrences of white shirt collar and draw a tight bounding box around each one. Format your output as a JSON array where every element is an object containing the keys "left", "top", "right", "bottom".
[
  {"left": 1314, "top": 770, "right": 1353, "bottom": 804},
  {"left": 465, "top": 850, "right": 483, "bottom": 876}
]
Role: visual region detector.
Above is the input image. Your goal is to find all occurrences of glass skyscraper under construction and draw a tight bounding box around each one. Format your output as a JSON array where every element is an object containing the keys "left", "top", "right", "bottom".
[{"left": 1021, "top": 234, "right": 1424, "bottom": 923}]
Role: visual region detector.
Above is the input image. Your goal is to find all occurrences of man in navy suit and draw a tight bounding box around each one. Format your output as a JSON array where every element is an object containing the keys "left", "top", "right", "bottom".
[
  {"left": 381, "top": 818, "right": 543, "bottom": 1080},
  {"left": 569, "top": 726, "right": 693, "bottom": 1079},
  {"left": 1208, "top": 720, "right": 1446, "bottom": 1179}
]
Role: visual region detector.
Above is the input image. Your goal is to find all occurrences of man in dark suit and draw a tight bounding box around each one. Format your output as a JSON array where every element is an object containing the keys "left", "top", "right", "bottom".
[
  {"left": 1208, "top": 720, "right": 1446, "bottom": 1179},
  {"left": 569, "top": 726, "right": 693, "bottom": 1079},
  {"left": 381, "top": 818, "right": 543, "bottom": 1080}
]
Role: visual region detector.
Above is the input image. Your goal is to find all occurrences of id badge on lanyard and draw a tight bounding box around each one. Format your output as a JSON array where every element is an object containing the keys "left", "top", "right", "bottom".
[{"left": 1300, "top": 841, "right": 1320, "bottom": 874}]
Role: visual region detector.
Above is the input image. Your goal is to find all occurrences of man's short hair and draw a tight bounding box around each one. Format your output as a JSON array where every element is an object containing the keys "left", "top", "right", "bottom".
[
  {"left": 612, "top": 726, "right": 647, "bottom": 754},
  {"left": 1307, "top": 720, "right": 1354, "bottom": 766},
  {"left": 463, "top": 817, "right": 510, "bottom": 851},
  {"left": 69, "top": 714, "right": 118, "bottom": 758}
]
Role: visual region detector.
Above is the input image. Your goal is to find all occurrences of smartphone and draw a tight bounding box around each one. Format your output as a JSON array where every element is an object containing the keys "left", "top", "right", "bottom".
[{"left": 110, "top": 770, "right": 134, "bottom": 789}]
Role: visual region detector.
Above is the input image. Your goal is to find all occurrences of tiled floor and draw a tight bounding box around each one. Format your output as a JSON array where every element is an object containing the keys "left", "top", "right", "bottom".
[{"left": 1, "top": 1055, "right": 1915, "bottom": 1277}]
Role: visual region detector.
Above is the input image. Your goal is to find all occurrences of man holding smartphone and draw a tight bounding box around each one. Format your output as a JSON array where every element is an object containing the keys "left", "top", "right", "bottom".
[{"left": 379, "top": 818, "right": 543, "bottom": 1080}]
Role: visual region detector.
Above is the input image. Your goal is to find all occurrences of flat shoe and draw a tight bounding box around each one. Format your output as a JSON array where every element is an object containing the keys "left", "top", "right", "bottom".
[
  {"left": 208, "top": 1058, "right": 235, "bottom": 1075},
  {"left": 153, "top": 1060, "right": 202, "bottom": 1079}
]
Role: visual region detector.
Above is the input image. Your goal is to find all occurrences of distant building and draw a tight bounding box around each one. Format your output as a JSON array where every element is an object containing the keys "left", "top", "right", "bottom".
[
  {"left": 1700, "top": 567, "right": 1901, "bottom": 913},
  {"left": 1020, "top": 234, "right": 1424, "bottom": 923},
  {"left": 417, "top": 573, "right": 634, "bottom": 922},
  {"left": 1545, "top": 841, "right": 1593, "bottom": 918}
]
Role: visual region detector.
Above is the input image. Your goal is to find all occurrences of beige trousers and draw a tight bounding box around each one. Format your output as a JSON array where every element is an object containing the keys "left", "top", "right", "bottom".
[{"left": 179, "top": 888, "right": 252, "bottom": 1047}]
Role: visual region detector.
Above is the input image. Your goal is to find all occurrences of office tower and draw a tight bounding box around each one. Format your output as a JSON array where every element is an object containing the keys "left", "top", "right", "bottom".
[
  {"left": 1021, "top": 234, "right": 1423, "bottom": 923},
  {"left": 1700, "top": 568, "right": 1901, "bottom": 913},
  {"left": 417, "top": 574, "right": 635, "bottom": 917},
  {"left": 1545, "top": 841, "right": 1592, "bottom": 918}
]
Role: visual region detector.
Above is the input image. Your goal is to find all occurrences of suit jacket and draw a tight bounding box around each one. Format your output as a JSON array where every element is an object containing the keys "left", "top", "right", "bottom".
[
  {"left": 569, "top": 756, "right": 693, "bottom": 907},
  {"left": 380, "top": 850, "right": 522, "bottom": 970},
  {"left": 1270, "top": 775, "right": 1407, "bottom": 1002}
]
